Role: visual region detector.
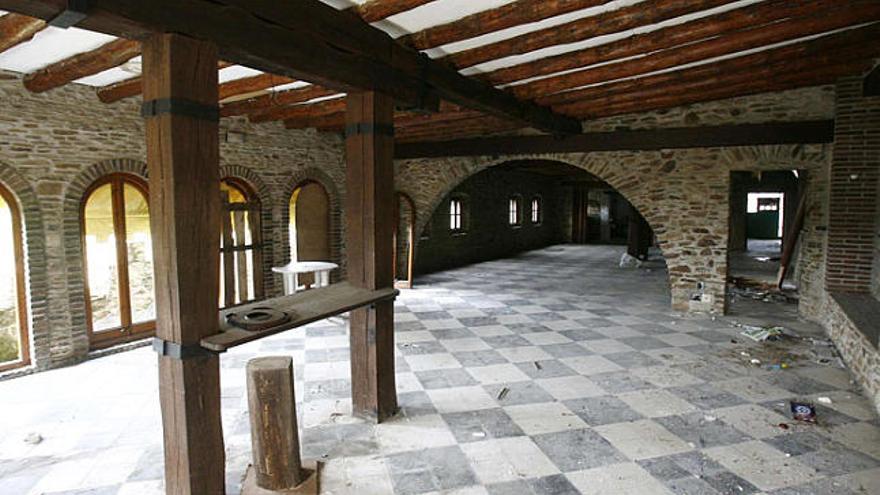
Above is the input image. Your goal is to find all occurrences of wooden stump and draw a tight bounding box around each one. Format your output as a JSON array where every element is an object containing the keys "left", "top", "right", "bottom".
[{"left": 245, "top": 357, "right": 318, "bottom": 494}]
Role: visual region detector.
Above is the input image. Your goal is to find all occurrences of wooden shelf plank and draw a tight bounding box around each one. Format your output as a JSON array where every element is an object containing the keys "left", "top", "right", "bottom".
[{"left": 201, "top": 282, "right": 398, "bottom": 352}]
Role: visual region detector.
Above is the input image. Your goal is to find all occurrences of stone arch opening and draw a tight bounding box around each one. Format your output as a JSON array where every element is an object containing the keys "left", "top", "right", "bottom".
[{"left": 406, "top": 158, "right": 673, "bottom": 306}]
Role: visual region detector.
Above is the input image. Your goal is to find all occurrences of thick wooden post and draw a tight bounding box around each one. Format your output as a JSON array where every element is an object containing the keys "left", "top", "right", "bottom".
[
  {"left": 246, "top": 357, "right": 304, "bottom": 489},
  {"left": 142, "top": 34, "right": 225, "bottom": 494},
  {"left": 345, "top": 91, "right": 398, "bottom": 421}
]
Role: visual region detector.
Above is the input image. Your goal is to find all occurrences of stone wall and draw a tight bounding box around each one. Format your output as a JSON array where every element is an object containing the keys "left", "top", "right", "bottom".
[
  {"left": 0, "top": 72, "right": 346, "bottom": 373},
  {"left": 396, "top": 86, "right": 834, "bottom": 314},
  {"left": 414, "top": 167, "right": 566, "bottom": 274}
]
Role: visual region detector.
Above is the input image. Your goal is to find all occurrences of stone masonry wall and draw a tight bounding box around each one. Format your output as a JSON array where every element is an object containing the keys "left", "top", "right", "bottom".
[
  {"left": 415, "top": 168, "right": 566, "bottom": 274},
  {"left": 0, "top": 72, "right": 346, "bottom": 373},
  {"left": 396, "top": 86, "right": 834, "bottom": 315}
]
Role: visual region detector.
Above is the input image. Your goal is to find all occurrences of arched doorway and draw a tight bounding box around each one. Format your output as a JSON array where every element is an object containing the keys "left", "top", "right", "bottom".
[
  {"left": 289, "top": 181, "right": 331, "bottom": 287},
  {"left": 0, "top": 181, "right": 29, "bottom": 371},
  {"left": 394, "top": 192, "right": 416, "bottom": 289},
  {"left": 80, "top": 173, "right": 154, "bottom": 349},
  {"left": 220, "top": 178, "right": 264, "bottom": 306}
]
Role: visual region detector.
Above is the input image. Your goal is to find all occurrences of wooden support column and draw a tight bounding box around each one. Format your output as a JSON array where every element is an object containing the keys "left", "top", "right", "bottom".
[
  {"left": 142, "top": 33, "right": 225, "bottom": 494},
  {"left": 345, "top": 91, "right": 398, "bottom": 421}
]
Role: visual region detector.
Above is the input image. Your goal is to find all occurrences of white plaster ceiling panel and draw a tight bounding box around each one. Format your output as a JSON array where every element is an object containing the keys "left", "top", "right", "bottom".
[
  {"left": 0, "top": 25, "right": 116, "bottom": 74},
  {"left": 218, "top": 65, "right": 265, "bottom": 84}
]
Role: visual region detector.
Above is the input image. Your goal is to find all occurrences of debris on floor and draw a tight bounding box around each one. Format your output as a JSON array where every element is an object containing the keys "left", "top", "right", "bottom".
[
  {"left": 790, "top": 401, "right": 817, "bottom": 423},
  {"left": 728, "top": 276, "right": 796, "bottom": 303},
  {"left": 739, "top": 324, "right": 785, "bottom": 342},
  {"left": 23, "top": 432, "right": 42, "bottom": 445},
  {"left": 496, "top": 387, "right": 510, "bottom": 401},
  {"left": 619, "top": 252, "right": 642, "bottom": 268},
  {"left": 817, "top": 396, "right": 833, "bottom": 405}
]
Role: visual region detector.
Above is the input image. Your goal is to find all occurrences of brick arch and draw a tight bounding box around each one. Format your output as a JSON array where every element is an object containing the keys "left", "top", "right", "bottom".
[
  {"left": 62, "top": 158, "right": 148, "bottom": 358},
  {"left": 397, "top": 145, "right": 829, "bottom": 314},
  {"left": 282, "top": 168, "right": 344, "bottom": 282},
  {"left": 0, "top": 162, "right": 49, "bottom": 372},
  {"left": 219, "top": 165, "right": 276, "bottom": 296}
]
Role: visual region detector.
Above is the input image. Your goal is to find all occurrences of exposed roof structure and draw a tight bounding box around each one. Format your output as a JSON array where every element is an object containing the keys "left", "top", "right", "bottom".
[{"left": 0, "top": 0, "right": 878, "bottom": 142}]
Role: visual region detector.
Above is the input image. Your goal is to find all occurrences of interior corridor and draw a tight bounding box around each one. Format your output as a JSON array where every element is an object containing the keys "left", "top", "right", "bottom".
[{"left": 0, "top": 245, "right": 877, "bottom": 495}]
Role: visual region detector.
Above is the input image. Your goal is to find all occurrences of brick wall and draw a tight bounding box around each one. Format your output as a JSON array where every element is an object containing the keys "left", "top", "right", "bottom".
[
  {"left": 826, "top": 77, "right": 880, "bottom": 293},
  {"left": 415, "top": 168, "right": 566, "bottom": 274},
  {"left": 0, "top": 72, "right": 346, "bottom": 373}
]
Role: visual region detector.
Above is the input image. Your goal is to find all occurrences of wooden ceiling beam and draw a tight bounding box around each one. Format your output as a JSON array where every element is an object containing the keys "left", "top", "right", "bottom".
[
  {"left": 353, "top": 0, "right": 436, "bottom": 23},
  {"left": 540, "top": 23, "right": 880, "bottom": 108},
  {"left": 219, "top": 72, "right": 296, "bottom": 101},
  {"left": 23, "top": 38, "right": 139, "bottom": 92},
  {"left": 511, "top": 7, "right": 880, "bottom": 100},
  {"left": 399, "top": 0, "right": 614, "bottom": 50},
  {"left": 96, "top": 60, "right": 233, "bottom": 103},
  {"left": 394, "top": 120, "right": 835, "bottom": 158},
  {"left": 444, "top": 0, "right": 733, "bottom": 69},
  {"left": 481, "top": 0, "right": 838, "bottom": 86},
  {"left": 0, "top": 12, "right": 45, "bottom": 54},
  {"left": 221, "top": 84, "right": 339, "bottom": 117},
  {"left": 0, "top": 0, "right": 579, "bottom": 134}
]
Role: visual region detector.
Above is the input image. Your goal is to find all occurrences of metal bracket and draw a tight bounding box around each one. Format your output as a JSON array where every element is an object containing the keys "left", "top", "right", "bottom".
[
  {"left": 345, "top": 122, "right": 395, "bottom": 138},
  {"left": 49, "top": 0, "right": 90, "bottom": 29},
  {"left": 152, "top": 337, "right": 217, "bottom": 360},
  {"left": 141, "top": 98, "right": 220, "bottom": 123}
]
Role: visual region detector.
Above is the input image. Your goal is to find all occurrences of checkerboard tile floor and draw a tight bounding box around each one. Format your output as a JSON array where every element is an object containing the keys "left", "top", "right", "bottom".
[{"left": 1, "top": 245, "right": 878, "bottom": 494}]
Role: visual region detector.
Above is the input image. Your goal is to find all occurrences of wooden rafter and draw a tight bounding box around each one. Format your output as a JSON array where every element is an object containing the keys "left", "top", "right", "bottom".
[
  {"left": 0, "top": 0, "right": 580, "bottom": 134},
  {"left": 510, "top": 7, "right": 880, "bottom": 100},
  {"left": 0, "top": 12, "right": 44, "bottom": 54},
  {"left": 353, "top": 0, "right": 436, "bottom": 23},
  {"left": 556, "top": 58, "right": 871, "bottom": 120},
  {"left": 219, "top": 72, "right": 296, "bottom": 101},
  {"left": 444, "top": 0, "right": 733, "bottom": 69},
  {"left": 481, "top": 0, "right": 840, "bottom": 86},
  {"left": 543, "top": 23, "right": 880, "bottom": 110},
  {"left": 250, "top": 95, "right": 347, "bottom": 123},
  {"left": 23, "top": 38, "right": 139, "bottom": 92},
  {"left": 398, "top": 0, "right": 614, "bottom": 50},
  {"left": 96, "top": 61, "right": 232, "bottom": 103},
  {"left": 220, "top": 84, "right": 339, "bottom": 117}
]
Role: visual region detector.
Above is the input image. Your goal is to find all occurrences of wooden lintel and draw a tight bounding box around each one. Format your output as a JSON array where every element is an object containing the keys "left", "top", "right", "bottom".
[
  {"left": 394, "top": 120, "right": 835, "bottom": 159},
  {"left": 0, "top": 0, "right": 579, "bottom": 133}
]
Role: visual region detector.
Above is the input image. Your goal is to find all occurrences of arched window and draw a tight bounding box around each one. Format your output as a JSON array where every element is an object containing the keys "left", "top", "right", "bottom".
[
  {"left": 81, "top": 174, "right": 154, "bottom": 348},
  {"left": 220, "top": 178, "right": 263, "bottom": 306},
  {"left": 531, "top": 196, "right": 542, "bottom": 224},
  {"left": 288, "top": 181, "right": 331, "bottom": 288},
  {"left": 449, "top": 197, "right": 465, "bottom": 232},
  {"left": 508, "top": 195, "right": 522, "bottom": 226},
  {"left": 0, "top": 182, "right": 29, "bottom": 371}
]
